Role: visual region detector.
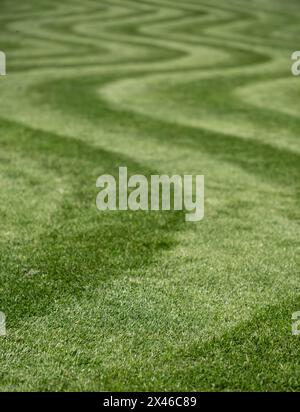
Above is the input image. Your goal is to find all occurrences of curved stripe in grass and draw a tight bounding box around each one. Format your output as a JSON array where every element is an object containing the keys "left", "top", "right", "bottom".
[{"left": 0, "top": 0, "right": 299, "bottom": 391}]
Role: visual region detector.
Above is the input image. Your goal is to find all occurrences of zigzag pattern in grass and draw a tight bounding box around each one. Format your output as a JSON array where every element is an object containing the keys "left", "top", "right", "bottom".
[{"left": 0, "top": 0, "right": 299, "bottom": 391}]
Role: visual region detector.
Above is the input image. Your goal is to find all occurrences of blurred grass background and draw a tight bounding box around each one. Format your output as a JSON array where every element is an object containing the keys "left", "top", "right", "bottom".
[{"left": 0, "top": 0, "right": 299, "bottom": 391}]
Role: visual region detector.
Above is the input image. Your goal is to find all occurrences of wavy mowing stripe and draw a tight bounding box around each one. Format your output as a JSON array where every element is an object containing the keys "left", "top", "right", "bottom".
[
  {"left": 6, "top": 6, "right": 186, "bottom": 70},
  {"left": 2, "top": 0, "right": 272, "bottom": 77},
  {"left": 3, "top": 0, "right": 269, "bottom": 71},
  {"left": 99, "top": 57, "right": 300, "bottom": 152},
  {"left": 235, "top": 77, "right": 300, "bottom": 119},
  {"left": 0, "top": 0, "right": 299, "bottom": 391}
]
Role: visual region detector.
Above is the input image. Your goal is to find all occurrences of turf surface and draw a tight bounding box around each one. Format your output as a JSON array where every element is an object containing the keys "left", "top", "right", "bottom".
[{"left": 0, "top": 0, "right": 299, "bottom": 391}]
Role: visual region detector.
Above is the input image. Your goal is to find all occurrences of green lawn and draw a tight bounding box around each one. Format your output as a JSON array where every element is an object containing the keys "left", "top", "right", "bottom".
[{"left": 0, "top": 0, "right": 299, "bottom": 391}]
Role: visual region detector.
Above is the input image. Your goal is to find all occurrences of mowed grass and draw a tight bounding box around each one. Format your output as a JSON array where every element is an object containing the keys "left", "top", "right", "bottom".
[{"left": 0, "top": 0, "right": 299, "bottom": 391}]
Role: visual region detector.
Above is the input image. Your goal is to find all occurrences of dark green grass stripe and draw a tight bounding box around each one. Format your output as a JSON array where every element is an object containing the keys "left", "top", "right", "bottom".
[
  {"left": 34, "top": 75, "right": 300, "bottom": 192},
  {"left": 0, "top": 117, "right": 185, "bottom": 322}
]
